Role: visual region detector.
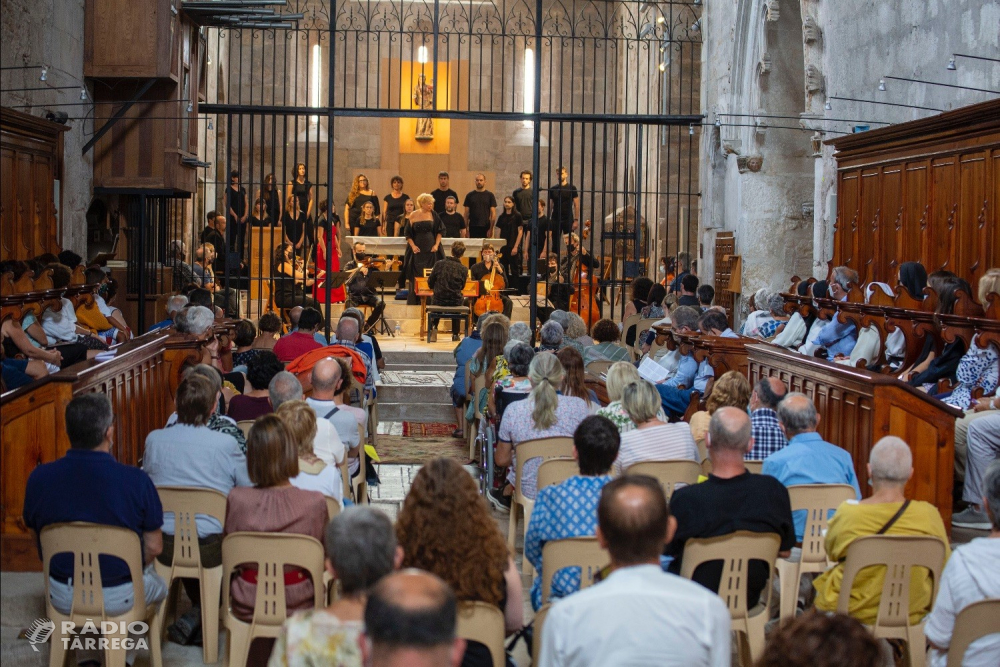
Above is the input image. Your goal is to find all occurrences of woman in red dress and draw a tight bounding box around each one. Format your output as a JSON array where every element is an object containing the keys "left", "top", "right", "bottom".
[{"left": 313, "top": 200, "right": 346, "bottom": 305}]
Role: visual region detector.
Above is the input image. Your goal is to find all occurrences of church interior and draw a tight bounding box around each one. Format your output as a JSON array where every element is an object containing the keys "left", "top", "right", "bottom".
[{"left": 1, "top": 0, "right": 998, "bottom": 666}]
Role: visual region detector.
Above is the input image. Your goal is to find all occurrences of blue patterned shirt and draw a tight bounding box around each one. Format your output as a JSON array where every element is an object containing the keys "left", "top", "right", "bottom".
[
  {"left": 524, "top": 475, "right": 613, "bottom": 610},
  {"left": 757, "top": 318, "right": 782, "bottom": 339},
  {"left": 747, "top": 408, "right": 787, "bottom": 460}
]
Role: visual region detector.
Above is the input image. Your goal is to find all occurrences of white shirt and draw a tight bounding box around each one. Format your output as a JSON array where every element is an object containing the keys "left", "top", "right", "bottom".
[
  {"left": 925, "top": 537, "right": 1000, "bottom": 667},
  {"left": 40, "top": 298, "right": 78, "bottom": 344},
  {"left": 539, "top": 564, "right": 731, "bottom": 667},
  {"left": 313, "top": 418, "right": 346, "bottom": 466},
  {"left": 95, "top": 295, "right": 115, "bottom": 318},
  {"left": 615, "top": 422, "right": 700, "bottom": 473},
  {"left": 307, "top": 397, "right": 365, "bottom": 475},
  {"left": 291, "top": 459, "right": 343, "bottom": 507}
]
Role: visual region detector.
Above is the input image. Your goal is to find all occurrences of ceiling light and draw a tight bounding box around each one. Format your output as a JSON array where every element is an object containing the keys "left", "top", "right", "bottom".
[
  {"left": 714, "top": 116, "right": 721, "bottom": 127},
  {"left": 187, "top": 102, "right": 194, "bottom": 112},
  {"left": 946, "top": 56, "right": 956, "bottom": 71},
  {"left": 417, "top": 45, "right": 429, "bottom": 64},
  {"left": 878, "top": 79, "right": 886, "bottom": 91},
  {"left": 39, "top": 67, "right": 48, "bottom": 81},
  {"left": 659, "top": 59, "right": 667, "bottom": 72},
  {"left": 207, "top": 54, "right": 212, "bottom": 65},
  {"left": 694, "top": 0, "right": 702, "bottom": 5},
  {"left": 657, "top": 16, "right": 665, "bottom": 24},
  {"left": 689, "top": 124, "right": 694, "bottom": 136},
  {"left": 80, "top": 87, "right": 87, "bottom": 100},
  {"left": 824, "top": 100, "right": 832, "bottom": 110}
]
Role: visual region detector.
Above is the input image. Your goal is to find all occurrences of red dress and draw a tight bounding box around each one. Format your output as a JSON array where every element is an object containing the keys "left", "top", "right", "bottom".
[{"left": 313, "top": 221, "right": 345, "bottom": 304}]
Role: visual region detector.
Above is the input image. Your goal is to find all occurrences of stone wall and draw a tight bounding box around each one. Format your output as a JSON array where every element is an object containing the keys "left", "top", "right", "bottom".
[
  {"left": 699, "top": 0, "right": 1000, "bottom": 321},
  {"left": 1, "top": 0, "right": 91, "bottom": 256}
]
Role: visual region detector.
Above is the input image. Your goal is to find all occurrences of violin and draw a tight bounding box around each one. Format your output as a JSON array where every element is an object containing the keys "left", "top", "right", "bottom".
[{"left": 474, "top": 254, "right": 506, "bottom": 316}]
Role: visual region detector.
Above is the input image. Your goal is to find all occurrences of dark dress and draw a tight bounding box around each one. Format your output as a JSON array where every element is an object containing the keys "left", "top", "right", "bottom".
[
  {"left": 346, "top": 193, "right": 380, "bottom": 233},
  {"left": 403, "top": 214, "right": 445, "bottom": 305},
  {"left": 496, "top": 210, "right": 524, "bottom": 279},
  {"left": 383, "top": 193, "right": 409, "bottom": 235},
  {"left": 282, "top": 211, "right": 312, "bottom": 251},
  {"left": 290, "top": 179, "right": 312, "bottom": 210},
  {"left": 261, "top": 190, "right": 282, "bottom": 223},
  {"left": 354, "top": 216, "right": 381, "bottom": 237},
  {"left": 273, "top": 261, "right": 320, "bottom": 310}
]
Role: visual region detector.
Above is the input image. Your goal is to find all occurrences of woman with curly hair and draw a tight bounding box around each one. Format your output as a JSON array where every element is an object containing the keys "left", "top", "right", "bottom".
[
  {"left": 584, "top": 318, "right": 630, "bottom": 365},
  {"left": 396, "top": 458, "right": 523, "bottom": 667},
  {"left": 756, "top": 611, "right": 882, "bottom": 667},
  {"left": 343, "top": 174, "right": 380, "bottom": 241},
  {"left": 688, "top": 370, "right": 751, "bottom": 460}
]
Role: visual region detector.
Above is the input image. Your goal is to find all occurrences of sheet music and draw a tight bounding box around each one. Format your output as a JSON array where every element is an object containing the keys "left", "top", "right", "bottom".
[{"left": 637, "top": 356, "right": 670, "bottom": 384}]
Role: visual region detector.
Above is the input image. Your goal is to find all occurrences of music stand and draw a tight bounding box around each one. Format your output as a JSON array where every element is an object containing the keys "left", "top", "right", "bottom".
[{"left": 365, "top": 271, "right": 401, "bottom": 336}]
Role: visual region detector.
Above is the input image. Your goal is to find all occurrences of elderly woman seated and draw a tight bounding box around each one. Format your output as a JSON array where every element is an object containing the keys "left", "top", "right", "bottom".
[
  {"left": 596, "top": 361, "right": 668, "bottom": 433},
  {"left": 583, "top": 318, "right": 630, "bottom": 365},
  {"left": 277, "top": 400, "right": 344, "bottom": 508},
  {"left": 537, "top": 320, "right": 564, "bottom": 352},
  {"left": 614, "top": 379, "right": 700, "bottom": 473},
  {"left": 813, "top": 436, "right": 951, "bottom": 625}
]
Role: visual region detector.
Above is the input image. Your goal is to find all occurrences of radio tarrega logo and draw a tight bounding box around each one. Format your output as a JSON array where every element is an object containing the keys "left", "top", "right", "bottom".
[
  {"left": 23, "top": 618, "right": 150, "bottom": 652},
  {"left": 24, "top": 618, "right": 55, "bottom": 651}
]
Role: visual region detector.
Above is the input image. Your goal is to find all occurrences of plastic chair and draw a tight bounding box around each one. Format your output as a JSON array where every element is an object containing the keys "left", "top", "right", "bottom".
[
  {"left": 41, "top": 522, "right": 164, "bottom": 667},
  {"left": 220, "top": 532, "right": 326, "bottom": 667},
  {"left": 836, "top": 535, "right": 947, "bottom": 667},
  {"left": 153, "top": 486, "right": 229, "bottom": 664},
  {"left": 946, "top": 598, "right": 1000, "bottom": 667},
  {"left": 744, "top": 460, "right": 764, "bottom": 474},
  {"left": 236, "top": 420, "right": 254, "bottom": 437},
  {"left": 536, "top": 458, "right": 579, "bottom": 492},
  {"left": 352, "top": 422, "right": 368, "bottom": 504},
  {"left": 339, "top": 458, "right": 351, "bottom": 501},
  {"left": 680, "top": 531, "right": 781, "bottom": 666},
  {"left": 468, "top": 372, "right": 486, "bottom": 460},
  {"left": 532, "top": 603, "right": 552, "bottom": 660},
  {"left": 634, "top": 318, "right": 660, "bottom": 356},
  {"left": 776, "top": 484, "right": 856, "bottom": 624},
  {"left": 455, "top": 601, "right": 506, "bottom": 667},
  {"left": 624, "top": 459, "right": 701, "bottom": 499},
  {"left": 541, "top": 537, "right": 609, "bottom": 603},
  {"left": 507, "top": 437, "right": 575, "bottom": 573},
  {"left": 325, "top": 496, "right": 341, "bottom": 520},
  {"left": 621, "top": 313, "right": 641, "bottom": 360},
  {"left": 584, "top": 360, "right": 613, "bottom": 377}
]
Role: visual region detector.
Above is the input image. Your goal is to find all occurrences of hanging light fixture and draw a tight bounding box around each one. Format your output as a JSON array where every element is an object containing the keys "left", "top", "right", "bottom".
[
  {"left": 946, "top": 56, "right": 956, "bottom": 71},
  {"left": 658, "top": 58, "right": 668, "bottom": 72},
  {"left": 824, "top": 100, "right": 832, "bottom": 110},
  {"left": 688, "top": 124, "right": 695, "bottom": 136},
  {"left": 39, "top": 66, "right": 48, "bottom": 81},
  {"left": 877, "top": 79, "right": 886, "bottom": 91},
  {"left": 187, "top": 102, "right": 194, "bottom": 112},
  {"left": 714, "top": 116, "right": 721, "bottom": 127},
  {"left": 693, "top": 0, "right": 702, "bottom": 5},
  {"left": 80, "top": 87, "right": 87, "bottom": 100},
  {"left": 691, "top": 18, "right": 701, "bottom": 32},
  {"left": 207, "top": 119, "right": 214, "bottom": 130}
]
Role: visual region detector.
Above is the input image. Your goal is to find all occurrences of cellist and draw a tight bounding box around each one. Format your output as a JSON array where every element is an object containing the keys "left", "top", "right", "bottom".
[
  {"left": 560, "top": 232, "right": 601, "bottom": 326},
  {"left": 470, "top": 243, "right": 513, "bottom": 318}
]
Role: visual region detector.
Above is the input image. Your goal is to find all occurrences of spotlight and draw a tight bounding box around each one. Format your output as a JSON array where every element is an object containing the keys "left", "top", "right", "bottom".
[
  {"left": 40, "top": 66, "right": 48, "bottom": 81},
  {"left": 207, "top": 55, "right": 212, "bottom": 65},
  {"left": 714, "top": 116, "right": 721, "bottom": 128},
  {"left": 689, "top": 124, "right": 694, "bottom": 136},
  {"left": 657, "top": 16, "right": 665, "bottom": 24},
  {"left": 659, "top": 59, "right": 668, "bottom": 72},
  {"left": 187, "top": 102, "right": 194, "bottom": 112},
  {"left": 691, "top": 18, "right": 701, "bottom": 31},
  {"left": 694, "top": 0, "right": 702, "bottom": 5},
  {"left": 207, "top": 119, "right": 214, "bottom": 130},
  {"left": 824, "top": 100, "right": 832, "bottom": 110},
  {"left": 878, "top": 79, "right": 886, "bottom": 91},
  {"left": 946, "top": 56, "right": 956, "bottom": 71},
  {"left": 80, "top": 87, "right": 88, "bottom": 100}
]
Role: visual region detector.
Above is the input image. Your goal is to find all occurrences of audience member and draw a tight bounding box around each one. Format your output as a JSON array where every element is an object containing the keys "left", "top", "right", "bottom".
[
  {"left": 149, "top": 293, "right": 188, "bottom": 331},
  {"left": 697, "top": 284, "right": 715, "bottom": 311},
  {"left": 288, "top": 305, "right": 330, "bottom": 345},
  {"left": 623, "top": 277, "right": 654, "bottom": 320},
  {"left": 747, "top": 376, "right": 788, "bottom": 460},
  {"left": 269, "top": 370, "right": 305, "bottom": 409},
  {"left": 665, "top": 408, "right": 794, "bottom": 608},
  {"left": 490, "top": 341, "right": 535, "bottom": 424},
  {"left": 269, "top": 507, "right": 402, "bottom": 667},
  {"left": 144, "top": 373, "right": 252, "bottom": 644},
  {"left": 540, "top": 475, "right": 731, "bottom": 667},
  {"left": 616, "top": 380, "right": 699, "bottom": 472},
  {"left": 508, "top": 321, "right": 532, "bottom": 347},
  {"left": 255, "top": 312, "right": 283, "bottom": 351},
  {"left": 450, "top": 313, "right": 487, "bottom": 437},
  {"left": 697, "top": 308, "right": 738, "bottom": 339},
  {"left": 676, "top": 273, "right": 700, "bottom": 307},
  {"left": 583, "top": 318, "right": 629, "bottom": 365},
  {"left": 363, "top": 570, "right": 464, "bottom": 667},
  {"left": 525, "top": 415, "right": 619, "bottom": 609},
  {"left": 953, "top": 412, "right": 1000, "bottom": 529},
  {"left": 925, "top": 460, "right": 1000, "bottom": 667},
  {"left": 232, "top": 319, "right": 266, "bottom": 369},
  {"left": 756, "top": 611, "right": 883, "bottom": 667},
  {"left": 396, "top": 458, "right": 523, "bottom": 666},
  {"left": 595, "top": 361, "right": 667, "bottom": 433},
  {"left": 332, "top": 316, "right": 376, "bottom": 395},
  {"left": 496, "top": 353, "right": 590, "bottom": 506},
  {"left": 687, "top": 370, "right": 751, "bottom": 460},
  {"left": 556, "top": 346, "right": 599, "bottom": 411},
  {"left": 564, "top": 312, "right": 593, "bottom": 348},
  {"left": 654, "top": 306, "right": 713, "bottom": 419},
  {"left": 538, "top": 320, "right": 564, "bottom": 352},
  {"left": 756, "top": 294, "right": 791, "bottom": 340},
  {"left": 813, "top": 436, "right": 950, "bottom": 624},
  {"left": 466, "top": 320, "right": 509, "bottom": 428},
  {"left": 306, "top": 358, "right": 364, "bottom": 477},
  {"left": 276, "top": 400, "right": 343, "bottom": 508},
  {"left": 227, "top": 351, "right": 284, "bottom": 421},
  {"left": 807, "top": 266, "right": 859, "bottom": 359},
  {"left": 740, "top": 287, "right": 773, "bottom": 338},
  {"left": 225, "top": 415, "right": 327, "bottom": 623},
  {"left": 762, "top": 393, "right": 861, "bottom": 541},
  {"left": 23, "top": 394, "right": 168, "bottom": 623},
  {"left": 274, "top": 307, "right": 324, "bottom": 363}
]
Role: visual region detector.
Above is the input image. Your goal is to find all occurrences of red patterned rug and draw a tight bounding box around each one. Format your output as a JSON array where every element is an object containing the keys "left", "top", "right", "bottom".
[{"left": 402, "top": 421, "right": 459, "bottom": 437}]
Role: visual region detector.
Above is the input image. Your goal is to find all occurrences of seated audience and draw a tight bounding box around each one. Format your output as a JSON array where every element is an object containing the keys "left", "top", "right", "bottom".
[
  {"left": 331, "top": 316, "right": 376, "bottom": 396},
  {"left": 762, "top": 393, "right": 861, "bottom": 541},
  {"left": 276, "top": 400, "right": 343, "bottom": 508},
  {"left": 144, "top": 373, "right": 252, "bottom": 644},
  {"left": 953, "top": 412, "right": 1000, "bottom": 529},
  {"left": 254, "top": 312, "right": 283, "bottom": 352},
  {"left": 450, "top": 313, "right": 487, "bottom": 437},
  {"left": 583, "top": 318, "right": 629, "bottom": 365},
  {"left": 756, "top": 294, "right": 791, "bottom": 340},
  {"left": 547, "top": 310, "right": 574, "bottom": 349},
  {"left": 807, "top": 266, "right": 859, "bottom": 360},
  {"left": 665, "top": 408, "right": 794, "bottom": 608},
  {"left": 396, "top": 458, "right": 523, "bottom": 667},
  {"left": 227, "top": 351, "right": 284, "bottom": 422},
  {"left": 288, "top": 306, "right": 329, "bottom": 345},
  {"left": 926, "top": 460, "right": 1000, "bottom": 667},
  {"left": 466, "top": 320, "right": 509, "bottom": 427},
  {"left": 756, "top": 611, "right": 883, "bottom": 667},
  {"left": 508, "top": 321, "right": 533, "bottom": 347},
  {"left": 595, "top": 361, "right": 667, "bottom": 433},
  {"left": 496, "top": 352, "right": 590, "bottom": 505},
  {"left": 270, "top": 370, "right": 305, "bottom": 408},
  {"left": 273, "top": 307, "right": 324, "bottom": 363},
  {"left": 676, "top": 273, "right": 700, "bottom": 307},
  {"left": 23, "top": 394, "right": 168, "bottom": 622},
  {"left": 538, "top": 320, "right": 564, "bottom": 352},
  {"left": 813, "top": 436, "right": 951, "bottom": 624},
  {"left": 173, "top": 305, "right": 225, "bottom": 371},
  {"left": 149, "top": 293, "right": 188, "bottom": 331},
  {"left": 623, "top": 277, "right": 653, "bottom": 320},
  {"left": 540, "top": 475, "right": 731, "bottom": 667},
  {"left": 362, "top": 571, "right": 464, "bottom": 667},
  {"left": 741, "top": 287, "right": 773, "bottom": 338},
  {"left": 565, "top": 312, "right": 594, "bottom": 348},
  {"left": 697, "top": 308, "right": 738, "bottom": 339},
  {"left": 1, "top": 317, "right": 61, "bottom": 381},
  {"left": 306, "top": 358, "right": 364, "bottom": 477},
  {"left": 616, "top": 380, "right": 700, "bottom": 472},
  {"left": 165, "top": 364, "right": 247, "bottom": 451},
  {"left": 903, "top": 273, "right": 968, "bottom": 387},
  {"left": 525, "top": 415, "right": 619, "bottom": 610},
  {"left": 490, "top": 341, "right": 534, "bottom": 424},
  {"left": 85, "top": 267, "right": 129, "bottom": 343},
  {"left": 556, "top": 346, "right": 599, "bottom": 412},
  {"left": 225, "top": 415, "right": 327, "bottom": 624},
  {"left": 269, "top": 507, "right": 402, "bottom": 667},
  {"left": 746, "top": 376, "right": 788, "bottom": 460},
  {"left": 39, "top": 263, "right": 109, "bottom": 351},
  {"left": 696, "top": 284, "right": 715, "bottom": 311},
  {"left": 688, "top": 370, "right": 751, "bottom": 461},
  {"left": 232, "top": 319, "right": 267, "bottom": 369},
  {"left": 653, "top": 306, "right": 713, "bottom": 419},
  {"left": 340, "top": 308, "right": 383, "bottom": 377}
]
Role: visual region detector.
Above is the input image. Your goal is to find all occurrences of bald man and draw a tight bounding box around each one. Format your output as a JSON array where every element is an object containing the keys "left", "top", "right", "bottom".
[
  {"left": 747, "top": 376, "right": 789, "bottom": 459},
  {"left": 664, "top": 407, "right": 795, "bottom": 610},
  {"left": 305, "top": 358, "right": 361, "bottom": 471},
  {"left": 363, "top": 570, "right": 465, "bottom": 667},
  {"left": 539, "top": 476, "right": 731, "bottom": 667}
]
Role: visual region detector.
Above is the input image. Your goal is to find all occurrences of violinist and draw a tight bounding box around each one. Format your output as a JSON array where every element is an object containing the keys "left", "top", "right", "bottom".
[
  {"left": 470, "top": 243, "right": 512, "bottom": 318},
  {"left": 343, "top": 241, "right": 386, "bottom": 333}
]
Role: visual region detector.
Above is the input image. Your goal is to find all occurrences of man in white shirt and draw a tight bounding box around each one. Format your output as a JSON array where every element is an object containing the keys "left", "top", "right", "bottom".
[
  {"left": 539, "top": 475, "right": 731, "bottom": 667},
  {"left": 306, "top": 358, "right": 362, "bottom": 474}
]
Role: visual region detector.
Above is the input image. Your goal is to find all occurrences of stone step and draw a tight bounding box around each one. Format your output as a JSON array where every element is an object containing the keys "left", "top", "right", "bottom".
[
  {"left": 376, "top": 369, "right": 455, "bottom": 423},
  {"left": 377, "top": 401, "right": 456, "bottom": 422}
]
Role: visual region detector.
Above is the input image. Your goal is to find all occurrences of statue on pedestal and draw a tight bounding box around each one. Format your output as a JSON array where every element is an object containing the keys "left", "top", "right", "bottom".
[{"left": 413, "top": 73, "right": 434, "bottom": 141}]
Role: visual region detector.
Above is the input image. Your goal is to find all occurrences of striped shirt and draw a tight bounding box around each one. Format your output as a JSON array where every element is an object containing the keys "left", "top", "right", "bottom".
[{"left": 616, "top": 422, "right": 700, "bottom": 473}]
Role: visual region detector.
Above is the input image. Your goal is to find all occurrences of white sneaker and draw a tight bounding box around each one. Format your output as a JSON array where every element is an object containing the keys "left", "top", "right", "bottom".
[{"left": 952, "top": 506, "right": 990, "bottom": 530}]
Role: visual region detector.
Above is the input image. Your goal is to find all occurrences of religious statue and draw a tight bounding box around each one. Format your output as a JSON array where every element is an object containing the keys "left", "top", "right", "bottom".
[{"left": 413, "top": 73, "right": 434, "bottom": 141}]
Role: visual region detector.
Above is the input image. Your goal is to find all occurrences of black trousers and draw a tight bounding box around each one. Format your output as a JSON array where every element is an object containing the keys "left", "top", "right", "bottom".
[{"left": 346, "top": 293, "right": 386, "bottom": 330}]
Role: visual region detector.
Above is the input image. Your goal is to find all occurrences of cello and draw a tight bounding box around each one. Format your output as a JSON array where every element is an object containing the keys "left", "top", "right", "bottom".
[
  {"left": 474, "top": 254, "right": 506, "bottom": 316},
  {"left": 567, "top": 233, "right": 600, "bottom": 328}
]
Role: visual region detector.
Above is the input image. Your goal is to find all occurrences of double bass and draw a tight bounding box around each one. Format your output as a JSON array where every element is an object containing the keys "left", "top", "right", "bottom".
[
  {"left": 474, "top": 254, "right": 506, "bottom": 316},
  {"left": 567, "top": 235, "right": 600, "bottom": 328}
]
